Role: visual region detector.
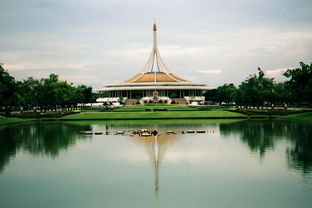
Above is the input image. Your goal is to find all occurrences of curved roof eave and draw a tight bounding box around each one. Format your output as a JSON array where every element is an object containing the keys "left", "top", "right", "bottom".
[
  {"left": 103, "top": 81, "right": 208, "bottom": 87},
  {"left": 96, "top": 85, "right": 214, "bottom": 92}
]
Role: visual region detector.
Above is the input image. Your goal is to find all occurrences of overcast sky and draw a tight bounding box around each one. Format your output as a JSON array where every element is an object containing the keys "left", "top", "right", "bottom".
[{"left": 1, "top": 0, "right": 311, "bottom": 88}]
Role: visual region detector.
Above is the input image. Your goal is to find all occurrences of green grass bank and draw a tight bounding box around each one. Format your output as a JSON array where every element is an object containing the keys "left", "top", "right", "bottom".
[
  {"left": 1, "top": 110, "right": 312, "bottom": 126},
  {"left": 279, "top": 112, "right": 312, "bottom": 122},
  {"left": 60, "top": 110, "right": 247, "bottom": 120},
  {"left": 0, "top": 117, "right": 35, "bottom": 125}
]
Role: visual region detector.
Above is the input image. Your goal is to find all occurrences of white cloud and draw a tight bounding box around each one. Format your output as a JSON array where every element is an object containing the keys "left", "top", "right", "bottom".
[
  {"left": 265, "top": 67, "right": 294, "bottom": 78},
  {"left": 196, "top": 70, "right": 222, "bottom": 74},
  {"left": 5, "top": 63, "right": 88, "bottom": 71}
]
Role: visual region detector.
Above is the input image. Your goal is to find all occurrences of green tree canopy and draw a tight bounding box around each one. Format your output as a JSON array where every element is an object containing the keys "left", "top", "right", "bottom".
[
  {"left": 1, "top": 68, "right": 96, "bottom": 112},
  {"left": 216, "top": 83, "right": 237, "bottom": 105},
  {"left": 237, "top": 68, "right": 275, "bottom": 106},
  {"left": 283, "top": 62, "right": 312, "bottom": 104},
  {"left": 0, "top": 65, "right": 17, "bottom": 107}
]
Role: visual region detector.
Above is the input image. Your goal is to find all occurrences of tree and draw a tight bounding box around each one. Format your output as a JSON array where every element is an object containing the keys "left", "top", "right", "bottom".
[
  {"left": 237, "top": 68, "right": 275, "bottom": 107},
  {"left": 16, "top": 77, "right": 40, "bottom": 109},
  {"left": 272, "top": 82, "right": 291, "bottom": 105},
  {"left": 203, "top": 89, "right": 217, "bottom": 102},
  {"left": 55, "top": 80, "right": 72, "bottom": 109},
  {"left": 78, "top": 85, "right": 95, "bottom": 104},
  {"left": 0, "top": 65, "right": 17, "bottom": 115},
  {"left": 70, "top": 87, "right": 84, "bottom": 109},
  {"left": 283, "top": 62, "right": 312, "bottom": 105},
  {"left": 215, "top": 83, "right": 237, "bottom": 106},
  {"left": 0, "top": 68, "right": 95, "bottom": 112},
  {"left": 36, "top": 74, "right": 59, "bottom": 111}
]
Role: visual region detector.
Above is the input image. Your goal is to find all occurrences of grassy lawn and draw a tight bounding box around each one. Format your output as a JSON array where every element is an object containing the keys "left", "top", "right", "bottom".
[
  {"left": 113, "top": 105, "right": 201, "bottom": 112},
  {"left": 0, "top": 117, "right": 35, "bottom": 125},
  {"left": 280, "top": 112, "right": 312, "bottom": 122},
  {"left": 60, "top": 110, "right": 247, "bottom": 120},
  {"left": 62, "top": 119, "right": 243, "bottom": 126},
  {"left": 9, "top": 110, "right": 80, "bottom": 118},
  {"left": 2, "top": 111, "right": 311, "bottom": 125}
]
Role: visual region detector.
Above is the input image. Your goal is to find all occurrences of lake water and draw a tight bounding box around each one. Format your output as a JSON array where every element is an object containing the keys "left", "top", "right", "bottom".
[{"left": 0, "top": 120, "right": 312, "bottom": 208}]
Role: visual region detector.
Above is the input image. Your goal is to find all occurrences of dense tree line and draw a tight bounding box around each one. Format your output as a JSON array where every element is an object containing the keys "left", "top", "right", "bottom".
[
  {"left": 204, "top": 62, "right": 312, "bottom": 107},
  {"left": 0, "top": 64, "right": 96, "bottom": 114},
  {"left": 1, "top": 61, "right": 311, "bottom": 114}
]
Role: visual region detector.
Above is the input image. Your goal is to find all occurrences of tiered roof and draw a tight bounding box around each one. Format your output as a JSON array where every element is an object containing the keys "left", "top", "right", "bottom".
[{"left": 124, "top": 72, "right": 187, "bottom": 83}]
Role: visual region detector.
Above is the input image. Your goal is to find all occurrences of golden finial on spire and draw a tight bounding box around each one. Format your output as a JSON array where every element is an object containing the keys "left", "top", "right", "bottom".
[{"left": 153, "top": 15, "right": 157, "bottom": 31}]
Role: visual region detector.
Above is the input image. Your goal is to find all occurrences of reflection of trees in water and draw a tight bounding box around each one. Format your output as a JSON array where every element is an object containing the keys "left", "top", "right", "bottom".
[
  {"left": 0, "top": 123, "right": 89, "bottom": 173},
  {"left": 220, "top": 121, "right": 279, "bottom": 156},
  {"left": 220, "top": 120, "right": 312, "bottom": 173},
  {"left": 287, "top": 130, "right": 312, "bottom": 174}
]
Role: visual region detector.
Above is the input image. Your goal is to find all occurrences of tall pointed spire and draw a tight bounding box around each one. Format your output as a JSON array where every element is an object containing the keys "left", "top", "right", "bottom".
[
  {"left": 130, "top": 17, "right": 184, "bottom": 82},
  {"left": 153, "top": 15, "right": 157, "bottom": 31},
  {"left": 151, "top": 15, "right": 160, "bottom": 77},
  {"left": 123, "top": 17, "right": 189, "bottom": 83}
]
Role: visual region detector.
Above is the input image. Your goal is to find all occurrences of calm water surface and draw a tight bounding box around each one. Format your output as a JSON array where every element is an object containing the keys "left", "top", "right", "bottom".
[{"left": 0, "top": 120, "right": 312, "bottom": 208}]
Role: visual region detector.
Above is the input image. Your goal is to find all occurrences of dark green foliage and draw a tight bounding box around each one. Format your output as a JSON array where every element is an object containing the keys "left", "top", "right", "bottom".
[
  {"left": 204, "top": 62, "right": 312, "bottom": 107},
  {"left": 203, "top": 89, "right": 217, "bottom": 102},
  {"left": 272, "top": 82, "right": 291, "bottom": 104},
  {"left": 283, "top": 62, "right": 312, "bottom": 104},
  {"left": 236, "top": 68, "right": 275, "bottom": 106},
  {"left": 0, "top": 65, "right": 95, "bottom": 113},
  {"left": 20, "top": 74, "right": 85, "bottom": 110},
  {"left": 216, "top": 83, "right": 237, "bottom": 105},
  {"left": 79, "top": 85, "right": 96, "bottom": 103},
  {"left": 169, "top": 93, "right": 177, "bottom": 98},
  {"left": 0, "top": 65, "right": 17, "bottom": 108}
]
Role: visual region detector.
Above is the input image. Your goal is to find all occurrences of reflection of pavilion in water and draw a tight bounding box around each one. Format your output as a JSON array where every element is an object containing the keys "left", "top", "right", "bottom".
[{"left": 133, "top": 133, "right": 180, "bottom": 198}]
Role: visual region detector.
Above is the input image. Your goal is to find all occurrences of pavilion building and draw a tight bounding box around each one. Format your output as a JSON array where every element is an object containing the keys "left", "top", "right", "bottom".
[{"left": 96, "top": 19, "right": 212, "bottom": 105}]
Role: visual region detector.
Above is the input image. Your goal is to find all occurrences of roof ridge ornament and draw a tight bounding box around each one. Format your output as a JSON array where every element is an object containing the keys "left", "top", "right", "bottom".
[{"left": 153, "top": 15, "right": 157, "bottom": 31}]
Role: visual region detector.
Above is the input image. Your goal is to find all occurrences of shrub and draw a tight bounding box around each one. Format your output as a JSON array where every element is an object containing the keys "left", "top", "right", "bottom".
[{"left": 169, "top": 93, "right": 178, "bottom": 98}]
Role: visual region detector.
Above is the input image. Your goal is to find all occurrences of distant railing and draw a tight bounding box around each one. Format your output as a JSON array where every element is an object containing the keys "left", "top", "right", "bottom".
[{"left": 184, "top": 96, "right": 205, "bottom": 105}]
